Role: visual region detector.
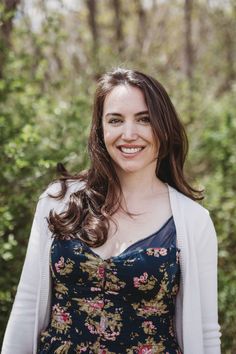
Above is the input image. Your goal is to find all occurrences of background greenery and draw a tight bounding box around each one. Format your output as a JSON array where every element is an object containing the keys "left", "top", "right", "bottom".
[{"left": 0, "top": 0, "right": 235, "bottom": 352}]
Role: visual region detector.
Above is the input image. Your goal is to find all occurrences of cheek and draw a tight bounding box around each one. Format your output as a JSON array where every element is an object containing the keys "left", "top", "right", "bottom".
[{"left": 103, "top": 127, "right": 117, "bottom": 146}]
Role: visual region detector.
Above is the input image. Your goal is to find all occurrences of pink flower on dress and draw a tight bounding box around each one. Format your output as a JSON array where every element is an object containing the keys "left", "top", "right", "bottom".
[
  {"left": 141, "top": 305, "right": 158, "bottom": 314},
  {"left": 97, "top": 265, "right": 105, "bottom": 278},
  {"left": 55, "top": 256, "right": 65, "bottom": 272},
  {"left": 51, "top": 303, "right": 72, "bottom": 335},
  {"left": 146, "top": 248, "right": 168, "bottom": 257},
  {"left": 138, "top": 344, "right": 152, "bottom": 354},
  {"left": 143, "top": 320, "right": 156, "bottom": 330},
  {"left": 85, "top": 322, "right": 98, "bottom": 334},
  {"left": 61, "top": 312, "right": 70, "bottom": 322},
  {"left": 103, "top": 330, "right": 120, "bottom": 341},
  {"left": 87, "top": 299, "right": 104, "bottom": 310},
  {"left": 133, "top": 272, "right": 148, "bottom": 287}
]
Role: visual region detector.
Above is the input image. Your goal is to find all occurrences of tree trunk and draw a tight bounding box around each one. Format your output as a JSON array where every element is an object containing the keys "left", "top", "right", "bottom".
[
  {"left": 183, "top": 0, "right": 195, "bottom": 125},
  {"left": 86, "top": 0, "right": 98, "bottom": 51},
  {"left": 135, "top": 0, "right": 147, "bottom": 51},
  {"left": 112, "top": 0, "right": 124, "bottom": 54},
  {"left": 0, "top": 0, "right": 21, "bottom": 79},
  {"left": 184, "top": 0, "right": 194, "bottom": 82},
  {"left": 217, "top": 11, "right": 235, "bottom": 95},
  {"left": 86, "top": 0, "right": 99, "bottom": 72},
  {"left": 225, "top": 26, "right": 235, "bottom": 89}
]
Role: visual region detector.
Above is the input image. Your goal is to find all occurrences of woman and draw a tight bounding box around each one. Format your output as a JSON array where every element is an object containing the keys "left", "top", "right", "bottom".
[{"left": 2, "top": 68, "right": 221, "bottom": 354}]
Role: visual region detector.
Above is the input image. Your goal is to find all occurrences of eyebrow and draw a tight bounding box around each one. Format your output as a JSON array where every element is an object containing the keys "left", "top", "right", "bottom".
[{"left": 105, "top": 110, "right": 149, "bottom": 118}]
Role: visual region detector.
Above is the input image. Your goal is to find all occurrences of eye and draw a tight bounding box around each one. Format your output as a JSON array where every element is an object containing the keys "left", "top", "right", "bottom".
[
  {"left": 138, "top": 116, "right": 150, "bottom": 123},
  {"left": 108, "top": 118, "right": 122, "bottom": 124}
]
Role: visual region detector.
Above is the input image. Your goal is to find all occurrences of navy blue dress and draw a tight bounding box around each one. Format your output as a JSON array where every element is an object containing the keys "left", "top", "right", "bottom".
[{"left": 38, "top": 216, "right": 182, "bottom": 353}]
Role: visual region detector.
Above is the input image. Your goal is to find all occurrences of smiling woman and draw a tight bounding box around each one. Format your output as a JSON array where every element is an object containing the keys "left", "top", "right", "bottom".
[{"left": 2, "top": 68, "right": 221, "bottom": 354}]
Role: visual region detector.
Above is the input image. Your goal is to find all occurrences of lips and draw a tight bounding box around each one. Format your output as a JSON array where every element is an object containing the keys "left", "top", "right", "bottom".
[{"left": 117, "top": 145, "right": 145, "bottom": 155}]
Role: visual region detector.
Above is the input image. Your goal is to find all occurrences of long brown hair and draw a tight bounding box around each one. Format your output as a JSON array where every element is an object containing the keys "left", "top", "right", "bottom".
[{"left": 47, "top": 67, "right": 203, "bottom": 247}]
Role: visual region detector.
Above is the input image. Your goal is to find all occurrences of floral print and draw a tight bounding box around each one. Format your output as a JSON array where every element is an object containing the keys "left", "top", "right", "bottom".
[
  {"left": 38, "top": 217, "right": 182, "bottom": 353},
  {"left": 51, "top": 304, "right": 72, "bottom": 334},
  {"left": 146, "top": 248, "right": 168, "bottom": 257},
  {"left": 133, "top": 272, "right": 157, "bottom": 291},
  {"left": 55, "top": 256, "right": 75, "bottom": 276}
]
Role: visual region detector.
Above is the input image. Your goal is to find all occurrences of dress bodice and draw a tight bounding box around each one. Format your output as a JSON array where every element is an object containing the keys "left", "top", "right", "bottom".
[{"left": 38, "top": 216, "right": 182, "bottom": 354}]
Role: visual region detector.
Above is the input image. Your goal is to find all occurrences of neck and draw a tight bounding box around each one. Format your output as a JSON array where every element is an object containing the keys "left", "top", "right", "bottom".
[{"left": 115, "top": 166, "right": 166, "bottom": 202}]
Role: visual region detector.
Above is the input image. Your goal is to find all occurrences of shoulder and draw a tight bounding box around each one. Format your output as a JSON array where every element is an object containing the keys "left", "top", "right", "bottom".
[
  {"left": 169, "top": 185, "right": 212, "bottom": 226},
  {"left": 35, "top": 179, "right": 85, "bottom": 216},
  {"left": 170, "top": 186, "right": 217, "bottom": 243},
  {"left": 177, "top": 189, "right": 209, "bottom": 215}
]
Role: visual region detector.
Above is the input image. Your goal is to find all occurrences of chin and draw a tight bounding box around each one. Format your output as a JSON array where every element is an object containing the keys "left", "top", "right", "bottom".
[{"left": 116, "top": 164, "right": 144, "bottom": 174}]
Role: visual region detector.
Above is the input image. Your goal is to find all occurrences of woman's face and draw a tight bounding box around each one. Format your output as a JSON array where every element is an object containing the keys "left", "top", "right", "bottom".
[{"left": 102, "top": 84, "right": 159, "bottom": 176}]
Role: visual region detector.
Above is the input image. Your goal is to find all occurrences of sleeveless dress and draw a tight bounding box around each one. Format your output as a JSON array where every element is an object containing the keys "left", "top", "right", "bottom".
[{"left": 37, "top": 216, "right": 182, "bottom": 354}]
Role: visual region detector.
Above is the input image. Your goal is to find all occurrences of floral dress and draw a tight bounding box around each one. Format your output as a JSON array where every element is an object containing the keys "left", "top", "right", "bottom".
[{"left": 38, "top": 216, "right": 182, "bottom": 354}]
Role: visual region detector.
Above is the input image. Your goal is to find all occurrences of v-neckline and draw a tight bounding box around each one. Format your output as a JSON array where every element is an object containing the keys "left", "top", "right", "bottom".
[{"left": 79, "top": 214, "right": 174, "bottom": 262}]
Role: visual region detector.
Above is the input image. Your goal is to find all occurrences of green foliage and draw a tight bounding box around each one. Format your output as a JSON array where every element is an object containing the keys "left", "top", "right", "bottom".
[
  {"left": 0, "top": 1, "right": 235, "bottom": 352},
  {"left": 0, "top": 17, "right": 91, "bottom": 339},
  {"left": 197, "top": 94, "right": 236, "bottom": 351}
]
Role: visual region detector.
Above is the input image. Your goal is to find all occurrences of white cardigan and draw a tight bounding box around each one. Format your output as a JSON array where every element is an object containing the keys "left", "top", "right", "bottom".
[{"left": 1, "top": 181, "right": 222, "bottom": 354}]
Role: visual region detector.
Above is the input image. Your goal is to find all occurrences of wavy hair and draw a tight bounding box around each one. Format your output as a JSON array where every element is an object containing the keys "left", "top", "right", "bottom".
[{"left": 47, "top": 67, "right": 203, "bottom": 246}]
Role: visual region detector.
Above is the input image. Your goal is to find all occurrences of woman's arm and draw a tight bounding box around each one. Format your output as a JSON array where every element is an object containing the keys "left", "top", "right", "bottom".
[
  {"left": 197, "top": 213, "right": 222, "bottom": 354},
  {"left": 1, "top": 198, "right": 45, "bottom": 354}
]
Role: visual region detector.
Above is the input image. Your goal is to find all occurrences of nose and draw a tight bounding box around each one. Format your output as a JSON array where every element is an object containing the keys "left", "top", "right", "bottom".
[{"left": 121, "top": 121, "right": 138, "bottom": 140}]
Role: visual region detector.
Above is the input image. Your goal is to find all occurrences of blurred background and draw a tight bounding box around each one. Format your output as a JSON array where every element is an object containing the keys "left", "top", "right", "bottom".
[{"left": 0, "top": 0, "right": 235, "bottom": 352}]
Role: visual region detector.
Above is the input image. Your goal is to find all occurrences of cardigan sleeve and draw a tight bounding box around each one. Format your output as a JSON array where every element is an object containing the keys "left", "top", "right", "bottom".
[
  {"left": 1, "top": 180, "right": 82, "bottom": 354},
  {"left": 196, "top": 212, "right": 222, "bottom": 354},
  {"left": 1, "top": 198, "right": 46, "bottom": 354}
]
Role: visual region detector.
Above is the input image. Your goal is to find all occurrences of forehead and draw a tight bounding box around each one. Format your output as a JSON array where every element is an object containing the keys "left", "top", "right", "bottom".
[{"left": 103, "top": 85, "right": 147, "bottom": 115}]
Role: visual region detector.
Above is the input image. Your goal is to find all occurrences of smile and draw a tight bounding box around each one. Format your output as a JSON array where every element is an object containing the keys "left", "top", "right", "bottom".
[{"left": 118, "top": 146, "right": 145, "bottom": 154}]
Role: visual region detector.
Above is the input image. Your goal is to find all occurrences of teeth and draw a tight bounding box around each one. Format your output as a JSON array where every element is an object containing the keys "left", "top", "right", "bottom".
[{"left": 120, "top": 147, "right": 143, "bottom": 154}]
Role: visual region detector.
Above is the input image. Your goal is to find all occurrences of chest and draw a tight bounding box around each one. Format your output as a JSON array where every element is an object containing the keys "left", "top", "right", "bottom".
[{"left": 90, "top": 197, "right": 172, "bottom": 259}]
